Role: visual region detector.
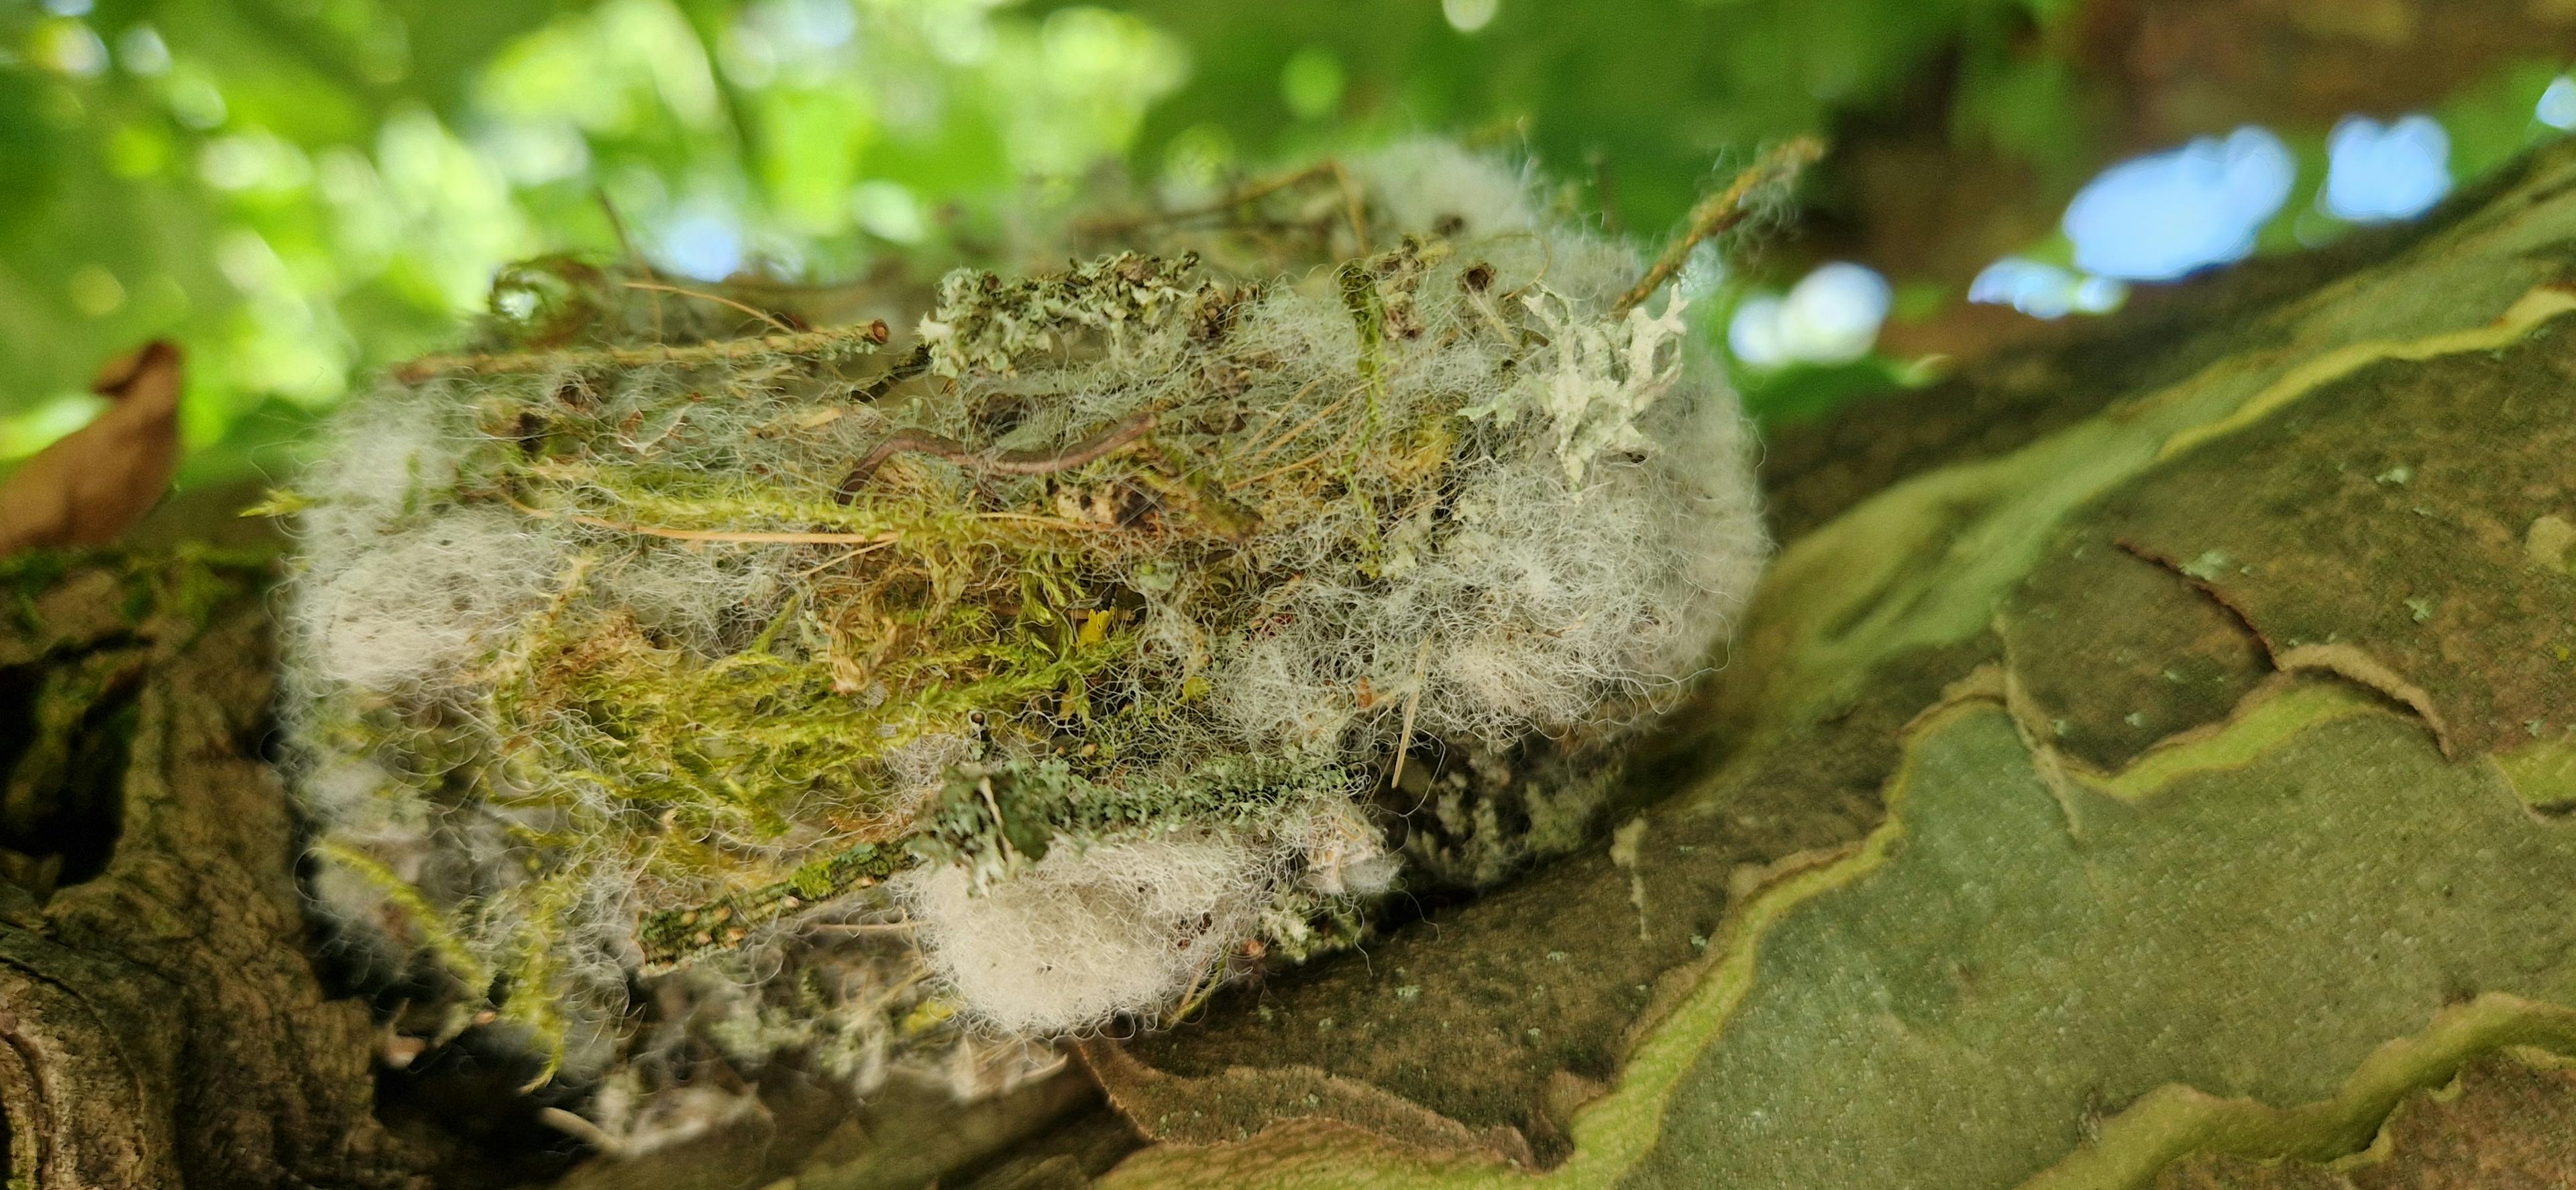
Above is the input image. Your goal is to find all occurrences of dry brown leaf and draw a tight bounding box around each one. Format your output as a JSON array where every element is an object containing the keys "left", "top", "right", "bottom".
[{"left": 0, "top": 340, "right": 184, "bottom": 557}]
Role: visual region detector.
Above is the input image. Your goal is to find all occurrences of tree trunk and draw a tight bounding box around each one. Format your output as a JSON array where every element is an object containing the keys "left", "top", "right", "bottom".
[
  {"left": 15, "top": 138, "right": 2576, "bottom": 1189},
  {"left": 0, "top": 550, "right": 423, "bottom": 1189}
]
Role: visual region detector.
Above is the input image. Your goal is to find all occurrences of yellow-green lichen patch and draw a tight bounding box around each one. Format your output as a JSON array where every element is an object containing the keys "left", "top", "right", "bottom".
[
  {"left": 1619, "top": 690, "right": 2576, "bottom": 1190},
  {"left": 2027, "top": 994, "right": 2576, "bottom": 1190},
  {"left": 2491, "top": 735, "right": 2576, "bottom": 812}
]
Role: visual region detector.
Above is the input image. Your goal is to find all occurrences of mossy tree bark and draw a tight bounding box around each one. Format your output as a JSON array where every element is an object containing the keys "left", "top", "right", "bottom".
[
  {"left": 0, "top": 553, "right": 423, "bottom": 1189},
  {"left": 17, "top": 138, "right": 2576, "bottom": 1188}
]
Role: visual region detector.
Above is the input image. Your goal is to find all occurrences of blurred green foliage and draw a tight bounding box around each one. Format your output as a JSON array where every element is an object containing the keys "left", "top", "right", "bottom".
[
  {"left": 1074, "top": 0, "right": 2062, "bottom": 233},
  {"left": 3, "top": 0, "right": 2571, "bottom": 480},
  {"left": 0, "top": 0, "right": 1187, "bottom": 481},
  {"left": 6, "top": 0, "right": 2088, "bottom": 482}
]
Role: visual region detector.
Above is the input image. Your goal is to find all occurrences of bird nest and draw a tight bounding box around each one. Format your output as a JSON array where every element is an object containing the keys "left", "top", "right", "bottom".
[{"left": 275, "top": 139, "right": 1782, "bottom": 1120}]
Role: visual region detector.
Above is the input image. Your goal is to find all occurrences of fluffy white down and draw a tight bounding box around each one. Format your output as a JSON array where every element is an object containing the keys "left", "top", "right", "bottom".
[
  {"left": 1210, "top": 421, "right": 1764, "bottom": 751},
  {"left": 897, "top": 833, "right": 1266, "bottom": 1034},
  {"left": 283, "top": 379, "right": 568, "bottom": 694},
  {"left": 294, "top": 506, "right": 564, "bottom": 690}
]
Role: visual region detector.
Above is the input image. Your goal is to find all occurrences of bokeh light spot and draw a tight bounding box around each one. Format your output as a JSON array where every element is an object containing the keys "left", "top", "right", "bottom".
[
  {"left": 2541, "top": 76, "right": 2576, "bottom": 131},
  {"left": 658, "top": 210, "right": 745, "bottom": 280},
  {"left": 2322, "top": 113, "right": 2449, "bottom": 223},
  {"left": 1968, "top": 258, "right": 2129, "bottom": 319},
  {"left": 2063, "top": 126, "right": 2292, "bottom": 281},
  {"left": 1727, "top": 296, "right": 1788, "bottom": 368},
  {"left": 115, "top": 25, "right": 170, "bottom": 76},
  {"left": 1730, "top": 262, "right": 1891, "bottom": 368},
  {"left": 68, "top": 265, "right": 125, "bottom": 317},
  {"left": 851, "top": 181, "right": 928, "bottom": 244},
  {"left": 1281, "top": 46, "right": 1346, "bottom": 120},
  {"left": 1776, "top": 262, "right": 1891, "bottom": 364},
  {"left": 34, "top": 19, "right": 109, "bottom": 78},
  {"left": 1444, "top": 0, "right": 1501, "bottom": 33}
]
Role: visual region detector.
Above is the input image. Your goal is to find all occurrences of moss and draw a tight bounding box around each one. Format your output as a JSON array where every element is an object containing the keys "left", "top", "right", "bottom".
[
  {"left": 0, "top": 549, "right": 78, "bottom": 624},
  {"left": 635, "top": 841, "right": 908, "bottom": 969},
  {"left": 0, "top": 547, "right": 270, "bottom": 656}
]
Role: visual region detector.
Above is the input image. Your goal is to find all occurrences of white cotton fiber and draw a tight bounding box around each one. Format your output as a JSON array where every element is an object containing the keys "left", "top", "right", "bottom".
[
  {"left": 292, "top": 506, "right": 565, "bottom": 691},
  {"left": 898, "top": 832, "right": 1266, "bottom": 1034}
]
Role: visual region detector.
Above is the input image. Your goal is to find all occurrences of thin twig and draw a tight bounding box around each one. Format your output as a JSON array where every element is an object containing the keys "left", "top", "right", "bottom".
[
  {"left": 1328, "top": 160, "right": 1371, "bottom": 253},
  {"left": 803, "top": 920, "right": 918, "bottom": 936},
  {"left": 857, "top": 967, "right": 932, "bottom": 1016},
  {"left": 596, "top": 185, "right": 664, "bottom": 339},
  {"left": 973, "top": 510, "right": 1127, "bottom": 532},
  {"left": 834, "top": 411, "right": 1158, "bottom": 501},
  {"left": 792, "top": 545, "right": 872, "bottom": 580},
  {"left": 504, "top": 494, "right": 1113, "bottom": 542},
  {"left": 977, "top": 778, "right": 1020, "bottom": 865},
  {"left": 502, "top": 494, "right": 899, "bottom": 545},
  {"left": 395, "top": 320, "right": 892, "bottom": 382},
  {"left": 1388, "top": 637, "right": 1432, "bottom": 790},
  {"left": 1611, "top": 136, "right": 1825, "bottom": 318},
  {"left": 851, "top": 341, "right": 931, "bottom": 402},
  {"left": 595, "top": 186, "right": 651, "bottom": 276},
  {"left": 1080, "top": 162, "right": 1334, "bottom": 235},
  {"left": 1236, "top": 376, "right": 1324, "bottom": 453},
  {"left": 620, "top": 280, "right": 797, "bottom": 335},
  {"left": 1590, "top": 150, "right": 1623, "bottom": 236},
  {"left": 537, "top": 1106, "right": 619, "bottom": 1152},
  {"left": 1226, "top": 421, "right": 1362, "bottom": 492},
  {"left": 1163, "top": 954, "right": 1225, "bottom": 1028},
  {"left": 1238, "top": 391, "right": 1353, "bottom": 467}
]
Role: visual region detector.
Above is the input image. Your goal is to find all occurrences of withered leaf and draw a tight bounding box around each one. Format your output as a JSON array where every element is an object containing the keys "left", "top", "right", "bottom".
[{"left": 0, "top": 340, "right": 184, "bottom": 557}]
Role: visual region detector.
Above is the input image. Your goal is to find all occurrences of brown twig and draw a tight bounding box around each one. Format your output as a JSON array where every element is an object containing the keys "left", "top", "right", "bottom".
[
  {"left": 395, "top": 320, "right": 891, "bottom": 382},
  {"left": 851, "top": 341, "right": 931, "bottom": 402},
  {"left": 1078, "top": 162, "right": 1335, "bottom": 236},
  {"left": 834, "top": 411, "right": 1157, "bottom": 502},
  {"left": 1238, "top": 390, "right": 1354, "bottom": 467},
  {"left": 1611, "top": 136, "right": 1825, "bottom": 317},
  {"left": 501, "top": 495, "right": 900, "bottom": 545},
  {"left": 619, "top": 280, "right": 798, "bottom": 335},
  {"left": 596, "top": 185, "right": 664, "bottom": 339}
]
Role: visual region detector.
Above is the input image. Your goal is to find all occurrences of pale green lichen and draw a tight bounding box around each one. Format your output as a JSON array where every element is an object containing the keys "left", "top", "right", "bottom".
[{"left": 1463, "top": 288, "right": 1695, "bottom": 484}]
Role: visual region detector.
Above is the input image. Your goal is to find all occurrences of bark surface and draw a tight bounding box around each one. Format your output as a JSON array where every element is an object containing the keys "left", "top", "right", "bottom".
[{"left": 0, "top": 551, "right": 422, "bottom": 1189}]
